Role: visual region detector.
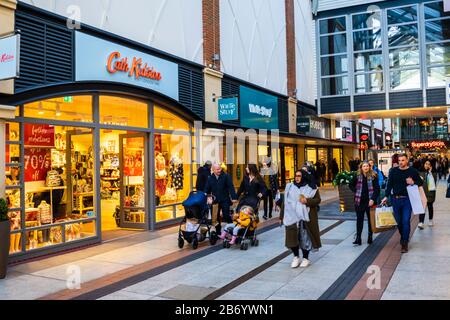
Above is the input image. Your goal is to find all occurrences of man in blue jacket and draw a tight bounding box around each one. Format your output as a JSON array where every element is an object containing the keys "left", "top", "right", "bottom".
[{"left": 205, "top": 163, "right": 238, "bottom": 234}]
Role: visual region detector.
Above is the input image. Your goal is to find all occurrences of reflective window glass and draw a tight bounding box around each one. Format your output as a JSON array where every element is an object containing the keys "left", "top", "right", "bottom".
[
  {"left": 320, "top": 34, "right": 347, "bottom": 55},
  {"left": 321, "top": 55, "right": 348, "bottom": 76},
  {"left": 387, "top": 6, "right": 417, "bottom": 25},
  {"left": 320, "top": 17, "right": 346, "bottom": 34}
]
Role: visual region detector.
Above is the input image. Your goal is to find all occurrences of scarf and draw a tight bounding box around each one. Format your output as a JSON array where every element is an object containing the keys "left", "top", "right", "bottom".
[
  {"left": 283, "top": 183, "right": 317, "bottom": 226},
  {"left": 427, "top": 172, "right": 436, "bottom": 192},
  {"left": 355, "top": 174, "right": 374, "bottom": 207}
]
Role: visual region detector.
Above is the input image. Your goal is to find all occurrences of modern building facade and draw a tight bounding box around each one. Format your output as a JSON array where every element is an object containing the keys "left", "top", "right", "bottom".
[{"left": 315, "top": 0, "right": 449, "bottom": 152}]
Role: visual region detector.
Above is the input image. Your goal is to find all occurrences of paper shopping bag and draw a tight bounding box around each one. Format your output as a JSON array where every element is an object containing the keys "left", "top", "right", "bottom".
[
  {"left": 211, "top": 204, "right": 219, "bottom": 225},
  {"left": 370, "top": 206, "right": 397, "bottom": 234},
  {"left": 407, "top": 185, "right": 426, "bottom": 215},
  {"left": 375, "top": 206, "right": 397, "bottom": 229}
]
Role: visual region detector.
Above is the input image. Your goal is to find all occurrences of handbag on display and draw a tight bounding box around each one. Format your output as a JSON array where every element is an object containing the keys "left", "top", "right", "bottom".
[
  {"left": 46, "top": 170, "right": 61, "bottom": 187},
  {"left": 163, "top": 187, "right": 177, "bottom": 201},
  {"left": 370, "top": 205, "right": 397, "bottom": 233}
]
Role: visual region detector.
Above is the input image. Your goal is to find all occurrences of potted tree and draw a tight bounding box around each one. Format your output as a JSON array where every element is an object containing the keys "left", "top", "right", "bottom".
[
  {"left": 0, "top": 198, "right": 10, "bottom": 279},
  {"left": 333, "top": 171, "right": 356, "bottom": 213}
]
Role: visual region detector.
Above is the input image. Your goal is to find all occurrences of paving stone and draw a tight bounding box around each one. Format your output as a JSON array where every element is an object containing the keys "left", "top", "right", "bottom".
[{"left": 158, "top": 285, "right": 217, "bottom": 300}]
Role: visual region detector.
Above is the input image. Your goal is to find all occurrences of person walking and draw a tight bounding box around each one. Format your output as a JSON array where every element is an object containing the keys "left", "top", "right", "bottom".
[
  {"left": 441, "top": 156, "right": 449, "bottom": 180},
  {"left": 205, "top": 163, "right": 238, "bottom": 234},
  {"left": 261, "top": 160, "right": 279, "bottom": 220},
  {"left": 349, "top": 156, "right": 361, "bottom": 172},
  {"left": 331, "top": 158, "right": 339, "bottom": 181},
  {"left": 195, "top": 160, "right": 212, "bottom": 192},
  {"left": 279, "top": 170, "right": 322, "bottom": 268},
  {"left": 349, "top": 161, "right": 380, "bottom": 245},
  {"left": 320, "top": 160, "right": 327, "bottom": 186},
  {"left": 382, "top": 154, "right": 423, "bottom": 253},
  {"left": 418, "top": 160, "right": 437, "bottom": 229},
  {"left": 236, "top": 164, "right": 267, "bottom": 215}
]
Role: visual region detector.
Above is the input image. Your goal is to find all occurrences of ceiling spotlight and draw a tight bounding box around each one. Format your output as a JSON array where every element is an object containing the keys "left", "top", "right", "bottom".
[
  {"left": 38, "top": 102, "right": 45, "bottom": 115},
  {"left": 159, "top": 118, "right": 164, "bottom": 129},
  {"left": 55, "top": 103, "right": 62, "bottom": 117}
]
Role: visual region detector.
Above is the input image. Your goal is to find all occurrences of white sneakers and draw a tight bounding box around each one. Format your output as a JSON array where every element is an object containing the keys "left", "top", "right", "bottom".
[
  {"left": 419, "top": 221, "right": 435, "bottom": 229},
  {"left": 300, "top": 259, "right": 311, "bottom": 268},
  {"left": 291, "top": 257, "right": 301, "bottom": 268}
]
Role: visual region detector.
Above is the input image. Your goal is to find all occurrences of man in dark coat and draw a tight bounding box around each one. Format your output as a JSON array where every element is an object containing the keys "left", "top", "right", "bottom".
[
  {"left": 204, "top": 164, "right": 238, "bottom": 233},
  {"left": 195, "top": 161, "right": 212, "bottom": 192}
]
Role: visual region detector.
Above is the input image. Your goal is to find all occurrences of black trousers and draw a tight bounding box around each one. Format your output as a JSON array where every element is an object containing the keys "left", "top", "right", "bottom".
[
  {"left": 263, "top": 190, "right": 274, "bottom": 217},
  {"left": 216, "top": 202, "right": 232, "bottom": 234},
  {"left": 356, "top": 206, "right": 373, "bottom": 238},
  {"left": 419, "top": 202, "right": 434, "bottom": 223},
  {"left": 291, "top": 247, "right": 310, "bottom": 260}
]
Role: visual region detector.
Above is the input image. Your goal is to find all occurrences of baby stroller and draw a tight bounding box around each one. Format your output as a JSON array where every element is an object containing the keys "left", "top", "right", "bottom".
[
  {"left": 178, "top": 191, "right": 218, "bottom": 250},
  {"left": 222, "top": 203, "right": 260, "bottom": 251}
]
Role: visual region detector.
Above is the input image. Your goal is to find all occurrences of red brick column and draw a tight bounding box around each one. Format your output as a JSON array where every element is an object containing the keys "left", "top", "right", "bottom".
[
  {"left": 285, "top": 0, "right": 297, "bottom": 98},
  {"left": 203, "top": 0, "right": 220, "bottom": 70}
]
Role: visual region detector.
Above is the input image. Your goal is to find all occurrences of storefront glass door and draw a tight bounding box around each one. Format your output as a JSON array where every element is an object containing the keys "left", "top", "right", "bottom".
[{"left": 119, "top": 134, "right": 147, "bottom": 229}]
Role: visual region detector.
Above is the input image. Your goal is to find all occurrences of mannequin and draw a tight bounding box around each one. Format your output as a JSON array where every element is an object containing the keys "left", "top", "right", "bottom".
[
  {"left": 169, "top": 152, "right": 184, "bottom": 190},
  {"left": 155, "top": 152, "right": 167, "bottom": 196}
]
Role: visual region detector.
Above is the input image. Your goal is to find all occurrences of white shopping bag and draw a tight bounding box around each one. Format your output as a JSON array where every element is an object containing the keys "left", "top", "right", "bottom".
[{"left": 407, "top": 185, "right": 425, "bottom": 215}]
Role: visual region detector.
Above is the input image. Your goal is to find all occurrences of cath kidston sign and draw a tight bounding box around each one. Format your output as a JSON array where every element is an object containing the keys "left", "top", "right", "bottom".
[{"left": 0, "top": 34, "right": 20, "bottom": 81}]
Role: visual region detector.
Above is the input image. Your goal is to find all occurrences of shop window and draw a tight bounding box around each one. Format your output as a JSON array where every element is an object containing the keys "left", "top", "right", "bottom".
[
  {"left": 100, "top": 96, "right": 148, "bottom": 128},
  {"left": 155, "top": 133, "right": 191, "bottom": 222},
  {"left": 22, "top": 124, "right": 96, "bottom": 251},
  {"left": 154, "top": 106, "right": 189, "bottom": 131},
  {"left": 24, "top": 96, "right": 93, "bottom": 122}
]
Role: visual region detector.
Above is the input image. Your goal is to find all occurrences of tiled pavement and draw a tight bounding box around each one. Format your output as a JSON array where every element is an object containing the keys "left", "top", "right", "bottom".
[{"left": 1, "top": 183, "right": 448, "bottom": 300}]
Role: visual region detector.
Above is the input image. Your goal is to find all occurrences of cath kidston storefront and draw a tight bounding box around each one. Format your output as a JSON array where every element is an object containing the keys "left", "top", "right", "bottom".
[{"left": 0, "top": 7, "right": 204, "bottom": 262}]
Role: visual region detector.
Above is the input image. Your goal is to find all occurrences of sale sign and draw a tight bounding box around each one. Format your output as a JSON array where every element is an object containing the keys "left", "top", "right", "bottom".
[
  {"left": 123, "top": 137, "right": 144, "bottom": 177},
  {"left": 24, "top": 124, "right": 55, "bottom": 147},
  {"left": 24, "top": 148, "right": 52, "bottom": 182}
]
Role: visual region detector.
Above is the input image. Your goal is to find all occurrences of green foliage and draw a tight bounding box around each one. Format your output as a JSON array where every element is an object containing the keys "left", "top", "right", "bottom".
[
  {"left": 0, "top": 198, "right": 9, "bottom": 222},
  {"left": 333, "top": 171, "right": 357, "bottom": 187}
]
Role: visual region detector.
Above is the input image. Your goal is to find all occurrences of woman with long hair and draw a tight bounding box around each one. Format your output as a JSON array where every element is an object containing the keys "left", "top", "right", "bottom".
[
  {"left": 349, "top": 161, "right": 380, "bottom": 246},
  {"left": 236, "top": 164, "right": 267, "bottom": 214},
  {"left": 279, "top": 170, "right": 322, "bottom": 268},
  {"left": 418, "top": 160, "right": 437, "bottom": 229}
]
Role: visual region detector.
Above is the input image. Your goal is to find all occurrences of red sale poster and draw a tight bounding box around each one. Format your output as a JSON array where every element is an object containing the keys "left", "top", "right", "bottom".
[
  {"left": 24, "top": 124, "right": 55, "bottom": 147},
  {"left": 24, "top": 148, "right": 52, "bottom": 182},
  {"left": 123, "top": 137, "right": 144, "bottom": 177},
  {"left": 5, "top": 123, "right": 10, "bottom": 163}
]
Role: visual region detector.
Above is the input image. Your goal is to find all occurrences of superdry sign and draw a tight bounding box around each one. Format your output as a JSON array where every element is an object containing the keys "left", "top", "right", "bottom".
[
  {"left": 106, "top": 52, "right": 162, "bottom": 81},
  {"left": 76, "top": 32, "right": 178, "bottom": 100},
  {"left": 0, "top": 34, "right": 20, "bottom": 81},
  {"left": 411, "top": 141, "right": 447, "bottom": 149}
]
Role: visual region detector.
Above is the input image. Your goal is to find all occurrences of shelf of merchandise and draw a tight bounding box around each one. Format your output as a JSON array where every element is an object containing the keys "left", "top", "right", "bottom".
[{"left": 73, "top": 192, "right": 94, "bottom": 214}]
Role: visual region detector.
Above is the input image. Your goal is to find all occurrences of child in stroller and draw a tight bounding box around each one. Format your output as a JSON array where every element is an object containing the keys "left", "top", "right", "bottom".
[
  {"left": 220, "top": 205, "right": 260, "bottom": 250},
  {"left": 178, "top": 192, "right": 218, "bottom": 250}
]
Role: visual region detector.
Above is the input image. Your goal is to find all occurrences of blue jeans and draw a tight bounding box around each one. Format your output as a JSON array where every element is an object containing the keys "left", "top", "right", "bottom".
[{"left": 392, "top": 197, "right": 412, "bottom": 244}]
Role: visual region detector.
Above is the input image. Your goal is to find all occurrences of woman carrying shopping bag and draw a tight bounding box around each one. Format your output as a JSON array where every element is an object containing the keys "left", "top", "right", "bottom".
[
  {"left": 279, "top": 170, "right": 322, "bottom": 269},
  {"left": 349, "top": 161, "right": 380, "bottom": 246},
  {"left": 418, "top": 160, "right": 437, "bottom": 229}
]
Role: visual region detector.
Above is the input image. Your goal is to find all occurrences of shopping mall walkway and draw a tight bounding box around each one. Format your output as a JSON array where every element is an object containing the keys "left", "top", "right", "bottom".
[{"left": 0, "top": 184, "right": 448, "bottom": 300}]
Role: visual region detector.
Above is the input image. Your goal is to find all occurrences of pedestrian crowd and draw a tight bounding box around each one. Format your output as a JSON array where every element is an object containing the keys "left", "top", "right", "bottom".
[{"left": 193, "top": 151, "right": 449, "bottom": 269}]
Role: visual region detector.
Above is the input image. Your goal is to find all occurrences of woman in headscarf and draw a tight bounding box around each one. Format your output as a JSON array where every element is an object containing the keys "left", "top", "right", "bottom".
[{"left": 279, "top": 170, "right": 322, "bottom": 269}]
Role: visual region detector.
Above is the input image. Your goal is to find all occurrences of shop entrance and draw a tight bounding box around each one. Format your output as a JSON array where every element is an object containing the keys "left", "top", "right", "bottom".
[
  {"left": 280, "top": 144, "right": 297, "bottom": 188},
  {"left": 100, "top": 130, "right": 148, "bottom": 236},
  {"left": 306, "top": 146, "right": 343, "bottom": 183}
]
